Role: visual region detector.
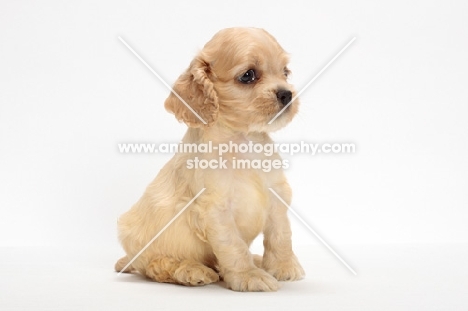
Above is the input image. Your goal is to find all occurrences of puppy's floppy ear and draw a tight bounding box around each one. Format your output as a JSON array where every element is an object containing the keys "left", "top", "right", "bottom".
[{"left": 164, "top": 56, "right": 218, "bottom": 127}]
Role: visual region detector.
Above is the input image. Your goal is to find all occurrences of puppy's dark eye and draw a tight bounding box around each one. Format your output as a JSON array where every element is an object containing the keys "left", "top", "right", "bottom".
[
  {"left": 238, "top": 69, "right": 256, "bottom": 84},
  {"left": 284, "top": 68, "right": 291, "bottom": 78}
]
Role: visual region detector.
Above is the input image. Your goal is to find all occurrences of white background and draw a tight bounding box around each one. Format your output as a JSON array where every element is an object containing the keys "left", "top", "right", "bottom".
[{"left": 1, "top": 0, "right": 467, "bottom": 310}]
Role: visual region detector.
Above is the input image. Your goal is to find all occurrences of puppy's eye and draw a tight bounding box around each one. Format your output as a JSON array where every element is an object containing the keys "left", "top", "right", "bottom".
[
  {"left": 284, "top": 68, "right": 291, "bottom": 78},
  {"left": 238, "top": 69, "right": 256, "bottom": 84}
]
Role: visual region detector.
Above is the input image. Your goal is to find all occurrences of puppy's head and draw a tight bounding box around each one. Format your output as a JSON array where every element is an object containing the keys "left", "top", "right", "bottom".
[{"left": 165, "top": 27, "right": 299, "bottom": 132}]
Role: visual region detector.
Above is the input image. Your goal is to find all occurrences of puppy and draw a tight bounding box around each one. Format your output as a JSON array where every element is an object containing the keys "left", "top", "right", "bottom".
[{"left": 115, "top": 27, "right": 304, "bottom": 291}]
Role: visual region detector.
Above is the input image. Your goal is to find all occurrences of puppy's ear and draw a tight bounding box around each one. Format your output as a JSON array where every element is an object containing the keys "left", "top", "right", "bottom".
[{"left": 164, "top": 56, "right": 218, "bottom": 127}]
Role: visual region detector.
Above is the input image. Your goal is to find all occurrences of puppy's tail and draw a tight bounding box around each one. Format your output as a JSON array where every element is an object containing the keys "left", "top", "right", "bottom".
[{"left": 115, "top": 256, "right": 134, "bottom": 273}]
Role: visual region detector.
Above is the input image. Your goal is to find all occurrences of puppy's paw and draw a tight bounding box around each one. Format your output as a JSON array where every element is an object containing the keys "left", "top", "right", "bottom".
[
  {"left": 264, "top": 256, "right": 305, "bottom": 281},
  {"left": 114, "top": 256, "right": 133, "bottom": 273},
  {"left": 174, "top": 261, "right": 219, "bottom": 286},
  {"left": 224, "top": 268, "right": 279, "bottom": 292}
]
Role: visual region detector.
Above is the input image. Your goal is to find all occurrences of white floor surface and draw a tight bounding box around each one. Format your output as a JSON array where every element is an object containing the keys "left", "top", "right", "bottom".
[{"left": 1, "top": 244, "right": 467, "bottom": 310}]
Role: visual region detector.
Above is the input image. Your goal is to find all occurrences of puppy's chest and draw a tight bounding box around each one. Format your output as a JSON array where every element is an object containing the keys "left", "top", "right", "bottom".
[
  {"left": 222, "top": 168, "right": 281, "bottom": 234},
  {"left": 201, "top": 143, "right": 286, "bottom": 237},
  {"left": 225, "top": 178, "right": 269, "bottom": 239}
]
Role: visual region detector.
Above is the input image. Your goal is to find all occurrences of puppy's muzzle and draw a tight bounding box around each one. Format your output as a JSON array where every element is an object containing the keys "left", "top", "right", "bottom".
[{"left": 276, "top": 89, "right": 292, "bottom": 106}]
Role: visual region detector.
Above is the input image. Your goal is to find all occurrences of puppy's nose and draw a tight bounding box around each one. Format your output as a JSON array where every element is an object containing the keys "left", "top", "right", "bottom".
[{"left": 276, "top": 89, "right": 292, "bottom": 106}]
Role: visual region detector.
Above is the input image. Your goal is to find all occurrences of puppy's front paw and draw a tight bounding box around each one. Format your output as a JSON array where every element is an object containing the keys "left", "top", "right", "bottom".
[
  {"left": 264, "top": 256, "right": 305, "bottom": 281},
  {"left": 224, "top": 268, "right": 279, "bottom": 292}
]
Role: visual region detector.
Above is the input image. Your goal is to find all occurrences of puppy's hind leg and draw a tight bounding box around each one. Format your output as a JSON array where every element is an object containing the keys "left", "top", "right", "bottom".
[
  {"left": 146, "top": 256, "right": 219, "bottom": 286},
  {"left": 114, "top": 256, "right": 135, "bottom": 273},
  {"left": 174, "top": 259, "right": 220, "bottom": 286}
]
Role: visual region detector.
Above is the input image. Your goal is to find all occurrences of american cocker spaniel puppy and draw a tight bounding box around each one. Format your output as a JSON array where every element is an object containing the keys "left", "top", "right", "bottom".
[{"left": 115, "top": 27, "right": 304, "bottom": 291}]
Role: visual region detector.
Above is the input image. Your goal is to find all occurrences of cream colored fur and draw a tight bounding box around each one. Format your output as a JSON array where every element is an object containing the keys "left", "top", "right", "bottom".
[{"left": 115, "top": 27, "right": 304, "bottom": 291}]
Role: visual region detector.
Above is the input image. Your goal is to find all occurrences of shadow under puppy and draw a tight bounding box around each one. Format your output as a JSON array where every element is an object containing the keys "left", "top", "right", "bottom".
[{"left": 116, "top": 27, "right": 304, "bottom": 291}]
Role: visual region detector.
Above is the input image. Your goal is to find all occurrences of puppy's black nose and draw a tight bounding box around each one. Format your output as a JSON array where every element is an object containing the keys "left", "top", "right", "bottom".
[{"left": 276, "top": 89, "right": 292, "bottom": 106}]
